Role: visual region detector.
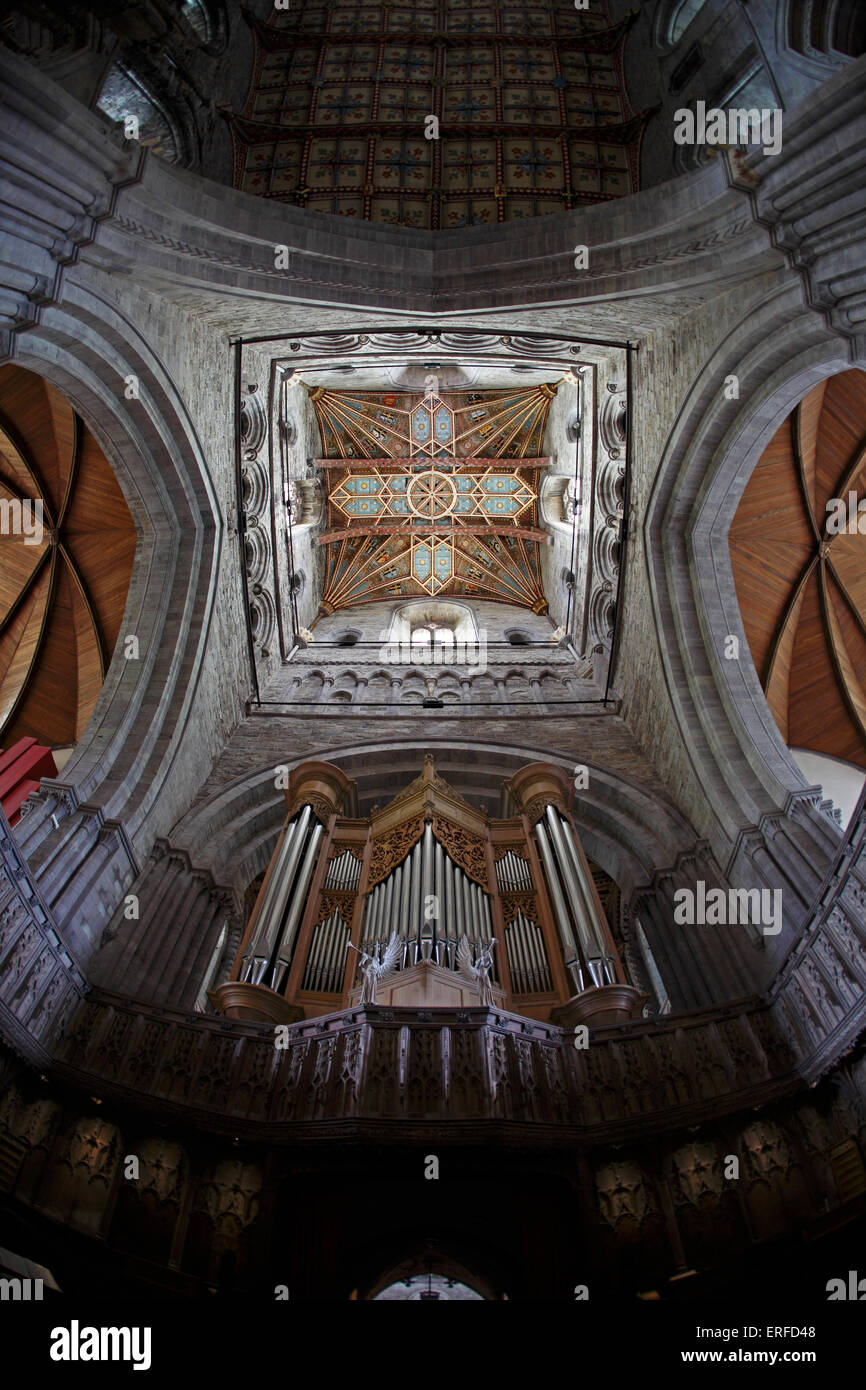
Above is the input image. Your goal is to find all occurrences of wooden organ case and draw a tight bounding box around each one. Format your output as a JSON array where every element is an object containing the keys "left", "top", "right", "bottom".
[{"left": 213, "top": 757, "right": 645, "bottom": 1026}]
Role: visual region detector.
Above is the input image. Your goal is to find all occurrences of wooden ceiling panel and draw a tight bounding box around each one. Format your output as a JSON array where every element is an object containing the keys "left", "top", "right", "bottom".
[
  {"left": 825, "top": 573, "right": 866, "bottom": 731},
  {"left": 829, "top": 535, "right": 866, "bottom": 617},
  {"left": 69, "top": 579, "right": 103, "bottom": 735},
  {"left": 730, "top": 541, "right": 813, "bottom": 677},
  {"left": 0, "top": 434, "right": 41, "bottom": 504},
  {"left": 15, "top": 565, "right": 80, "bottom": 746},
  {"left": 0, "top": 491, "right": 48, "bottom": 617},
  {"left": 814, "top": 370, "right": 866, "bottom": 518},
  {"left": 729, "top": 420, "right": 813, "bottom": 543},
  {"left": 0, "top": 367, "right": 75, "bottom": 518},
  {"left": 0, "top": 565, "right": 52, "bottom": 729},
  {"left": 731, "top": 368, "right": 866, "bottom": 771},
  {"left": 0, "top": 365, "right": 136, "bottom": 752},
  {"left": 764, "top": 579, "right": 808, "bottom": 740},
  {"left": 797, "top": 379, "right": 827, "bottom": 526},
  {"left": 786, "top": 573, "right": 856, "bottom": 757}
]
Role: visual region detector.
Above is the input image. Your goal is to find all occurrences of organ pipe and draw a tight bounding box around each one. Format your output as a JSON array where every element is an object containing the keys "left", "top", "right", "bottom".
[
  {"left": 545, "top": 805, "right": 615, "bottom": 985},
  {"left": 270, "top": 821, "right": 323, "bottom": 991},
  {"left": 244, "top": 806, "right": 312, "bottom": 983},
  {"left": 422, "top": 822, "right": 434, "bottom": 920},
  {"left": 557, "top": 809, "right": 613, "bottom": 965},
  {"left": 303, "top": 911, "right": 349, "bottom": 994},
  {"left": 545, "top": 806, "right": 598, "bottom": 961},
  {"left": 228, "top": 759, "right": 628, "bottom": 1025},
  {"left": 434, "top": 840, "right": 444, "bottom": 933},
  {"left": 399, "top": 857, "right": 411, "bottom": 938},
  {"left": 535, "top": 817, "right": 584, "bottom": 994},
  {"left": 359, "top": 832, "right": 498, "bottom": 969}
]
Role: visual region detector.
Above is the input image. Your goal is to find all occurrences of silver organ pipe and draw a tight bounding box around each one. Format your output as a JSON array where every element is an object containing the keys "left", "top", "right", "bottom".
[
  {"left": 444, "top": 856, "right": 455, "bottom": 949},
  {"left": 331, "top": 916, "right": 347, "bottom": 991},
  {"left": 521, "top": 914, "right": 534, "bottom": 989},
  {"left": 303, "top": 910, "right": 350, "bottom": 995},
  {"left": 395, "top": 861, "right": 408, "bottom": 967},
  {"left": 555, "top": 810, "right": 615, "bottom": 981},
  {"left": 433, "top": 839, "right": 444, "bottom": 946},
  {"left": 270, "top": 821, "right": 323, "bottom": 991},
  {"left": 493, "top": 850, "right": 552, "bottom": 994},
  {"left": 320, "top": 910, "right": 337, "bottom": 992},
  {"left": 510, "top": 913, "right": 529, "bottom": 993},
  {"left": 460, "top": 873, "right": 471, "bottom": 944},
  {"left": 495, "top": 851, "right": 532, "bottom": 894},
  {"left": 505, "top": 913, "right": 553, "bottom": 995},
  {"left": 399, "top": 856, "right": 411, "bottom": 942},
  {"left": 414, "top": 832, "right": 425, "bottom": 935},
  {"left": 545, "top": 805, "right": 613, "bottom": 987},
  {"left": 422, "top": 822, "right": 434, "bottom": 920},
  {"left": 520, "top": 915, "right": 534, "bottom": 990},
  {"left": 481, "top": 885, "right": 492, "bottom": 937},
  {"left": 469, "top": 876, "right": 479, "bottom": 942},
  {"left": 472, "top": 882, "right": 484, "bottom": 944},
  {"left": 383, "top": 868, "right": 395, "bottom": 948},
  {"left": 244, "top": 806, "right": 313, "bottom": 984},
  {"left": 324, "top": 850, "right": 361, "bottom": 893},
  {"left": 535, "top": 817, "right": 584, "bottom": 994},
  {"left": 364, "top": 882, "right": 377, "bottom": 943},
  {"left": 409, "top": 838, "right": 421, "bottom": 944},
  {"left": 330, "top": 915, "right": 349, "bottom": 993},
  {"left": 528, "top": 916, "right": 552, "bottom": 992},
  {"left": 357, "top": 831, "right": 498, "bottom": 983}
]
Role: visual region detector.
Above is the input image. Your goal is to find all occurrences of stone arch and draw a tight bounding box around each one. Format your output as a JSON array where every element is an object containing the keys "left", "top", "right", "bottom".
[
  {"left": 653, "top": 0, "right": 711, "bottom": 49},
  {"left": 387, "top": 598, "right": 478, "bottom": 645},
  {"left": 9, "top": 293, "right": 226, "bottom": 835},
  {"left": 166, "top": 741, "right": 698, "bottom": 907},
  {"left": 96, "top": 61, "right": 198, "bottom": 169},
  {"left": 642, "top": 283, "right": 847, "bottom": 898},
  {"left": 784, "top": 0, "right": 866, "bottom": 63},
  {"left": 298, "top": 670, "right": 325, "bottom": 700}
]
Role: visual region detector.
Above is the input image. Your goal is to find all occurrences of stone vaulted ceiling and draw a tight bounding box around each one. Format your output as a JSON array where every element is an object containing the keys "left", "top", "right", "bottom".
[
  {"left": 0, "top": 365, "right": 136, "bottom": 750},
  {"left": 730, "top": 369, "right": 866, "bottom": 771},
  {"left": 229, "top": 0, "right": 646, "bottom": 229},
  {"left": 311, "top": 384, "right": 555, "bottom": 611}
]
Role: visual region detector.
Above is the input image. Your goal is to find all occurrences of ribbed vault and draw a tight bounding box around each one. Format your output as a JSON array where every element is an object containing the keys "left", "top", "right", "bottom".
[
  {"left": 730, "top": 368, "right": 866, "bottom": 770},
  {"left": 0, "top": 365, "right": 136, "bottom": 750}
]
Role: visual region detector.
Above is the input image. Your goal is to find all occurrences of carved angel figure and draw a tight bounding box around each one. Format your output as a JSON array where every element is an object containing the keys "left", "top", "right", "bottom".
[
  {"left": 457, "top": 936, "right": 498, "bottom": 1006},
  {"left": 354, "top": 933, "right": 402, "bottom": 1005}
]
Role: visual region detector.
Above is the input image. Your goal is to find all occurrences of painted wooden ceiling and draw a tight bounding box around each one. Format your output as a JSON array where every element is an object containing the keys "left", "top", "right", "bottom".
[
  {"left": 229, "top": 0, "right": 645, "bottom": 229},
  {"left": 730, "top": 369, "right": 866, "bottom": 770},
  {"left": 0, "top": 366, "right": 136, "bottom": 751},
  {"left": 312, "top": 386, "right": 554, "bottom": 612}
]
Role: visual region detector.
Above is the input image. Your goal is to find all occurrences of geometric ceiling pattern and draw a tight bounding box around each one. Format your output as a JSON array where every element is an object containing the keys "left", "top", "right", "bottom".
[
  {"left": 730, "top": 369, "right": 866, "bottom": 770},
  {"left": 312, "top": 387, "right": 553, "bottom": 610},
  {"left": 312, "top": 384, "right": 554, "bottom": 459},
  {"left": 0, "top": 365, "right": 136, "bottom": 751},
  {"left": 328, "top": 469, "right": 536, "bottom": 525},
  {"left": 229, "top": 1, "right": 647, "bottom": 229}
]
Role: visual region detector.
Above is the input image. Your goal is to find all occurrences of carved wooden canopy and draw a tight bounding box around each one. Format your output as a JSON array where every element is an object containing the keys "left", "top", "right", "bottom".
[{"left": 367, "top": 754, "right": 490, "bottom": 887}]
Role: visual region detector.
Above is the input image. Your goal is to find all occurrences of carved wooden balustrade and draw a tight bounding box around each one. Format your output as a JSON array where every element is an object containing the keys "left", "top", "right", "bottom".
[{"left": 45, "top": 989, "right": 799, "bottom": 1143}]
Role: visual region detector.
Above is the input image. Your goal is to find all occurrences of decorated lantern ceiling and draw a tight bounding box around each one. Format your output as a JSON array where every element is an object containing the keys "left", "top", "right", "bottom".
[
  {"left": 229, "top": 1, "right": 647, "bottom": 229},
  {"left": 311, "top": 386, "right": 554, "bottom": 611}
]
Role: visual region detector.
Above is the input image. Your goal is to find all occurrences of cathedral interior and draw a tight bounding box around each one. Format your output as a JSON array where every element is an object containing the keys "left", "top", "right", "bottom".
[{"left": 1, "top": 0, "right": 866, "bottom": 1318}]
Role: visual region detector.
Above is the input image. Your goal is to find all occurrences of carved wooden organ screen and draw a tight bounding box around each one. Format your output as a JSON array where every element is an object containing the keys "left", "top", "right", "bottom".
[{"left": 224, "top": 758, "right": 626, "bottom": 1024}]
